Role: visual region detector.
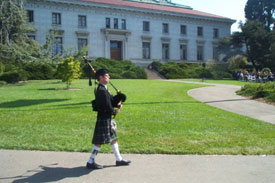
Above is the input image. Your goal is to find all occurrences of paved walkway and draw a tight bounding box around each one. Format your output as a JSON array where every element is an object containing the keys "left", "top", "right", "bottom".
[
  {"left": 168, "top": 80, "right": 275, "bottom": 124},
  {"left": 0, "top": 150, "right": 274, "bottom": 183},
  {"left": 1, "top": 80, "right": 275, "bottom": 183}
]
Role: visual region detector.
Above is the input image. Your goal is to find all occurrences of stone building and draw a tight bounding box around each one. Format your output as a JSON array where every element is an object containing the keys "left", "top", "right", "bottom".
[{"left": 24, "top": 0, "right": 235, "bottom": 66}]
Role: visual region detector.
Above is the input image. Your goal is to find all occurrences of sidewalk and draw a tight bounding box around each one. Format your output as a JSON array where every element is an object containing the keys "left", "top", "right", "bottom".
[
  {"left": 168, "top": 80, "right": 275, "bottom": 124},
  {"left": 0, "top": 150, "right": 274, "bottom": 183}
]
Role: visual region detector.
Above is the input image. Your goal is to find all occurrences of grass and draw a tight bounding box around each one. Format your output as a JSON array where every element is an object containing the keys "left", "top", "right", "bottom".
[
  {"left": 180, "top": 78, "right": 258, "bottom": 86},
  {"left": 0, "top": 79, "right": 275, "bottom": 155}
]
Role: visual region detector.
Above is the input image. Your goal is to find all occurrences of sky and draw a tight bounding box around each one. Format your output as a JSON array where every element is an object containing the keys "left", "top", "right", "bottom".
[{"left": 172, "top": 0, "right": 248, "bottom": 33}]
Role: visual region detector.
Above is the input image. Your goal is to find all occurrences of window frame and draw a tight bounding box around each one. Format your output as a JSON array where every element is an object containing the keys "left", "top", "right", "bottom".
[
  {"left": 162, "top": 23, "right": 169, "bottom": 34},
  {"left": 143, "top": 21, "right": 150, "bottom": 32},
  {"left": 197, "top": 26, "right": 203, "bottom": 37},
  {"left": 142, "top": 42, "right": 151, "bottom": 59},
  {"left": 78, "top": 15, "right": 87, "bottom": 27},
  {"left": 52, "top": 12, "right": 61, "bottom": 25}
]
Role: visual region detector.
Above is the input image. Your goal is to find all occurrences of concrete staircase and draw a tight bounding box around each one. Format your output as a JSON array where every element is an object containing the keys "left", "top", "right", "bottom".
[{"left": 145, "top": 69, "right": 166, "bottom": 80}]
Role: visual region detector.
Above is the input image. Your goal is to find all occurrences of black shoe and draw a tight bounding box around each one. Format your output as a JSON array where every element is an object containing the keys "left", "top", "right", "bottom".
[
  {"left": 116, "top": 159, "right": 131, "bottom": 166},
  {"left": 86, "top": 162, "right": 103, "bottom": 169}
]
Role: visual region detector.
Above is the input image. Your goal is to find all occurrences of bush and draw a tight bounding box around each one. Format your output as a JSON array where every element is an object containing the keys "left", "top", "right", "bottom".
[
  {"left": 151, "top": 61, "right": 162, "bottom": 72},
  {"left": 0, "top": 81, "right": 7, "bottom": 86},
  {"left": 23, "top": 62, "right": 56, "bottom": 80},
  {"left": 0, "top": 71, "right": 23, "bottom": 83},
  {"left": 82, "top": 58, "right": 147, "bottom": 79},
  {"left": 237, "top": 83, "right": 275, "bottom": 102}
]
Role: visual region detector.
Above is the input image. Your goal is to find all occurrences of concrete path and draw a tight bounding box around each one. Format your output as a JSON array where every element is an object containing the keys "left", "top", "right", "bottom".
[
  {"left": 0, "top": 150, "right": 275, "bottom": 183},
  {"left": 168, "top": 80, "right": 275, "bottom": 124}
]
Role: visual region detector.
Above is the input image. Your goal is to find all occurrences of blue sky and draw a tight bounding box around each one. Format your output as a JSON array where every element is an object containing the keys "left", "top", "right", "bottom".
[{"left": 172, "top": 0, "right": 248, "bottom": 33}]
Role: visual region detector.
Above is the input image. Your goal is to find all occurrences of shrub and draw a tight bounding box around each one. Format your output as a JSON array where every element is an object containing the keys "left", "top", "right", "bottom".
[
  {"left": 0, "top": 71, "right": 22, "bottom": 83},
  {"left": 23, "top": 62, "right": 56, "bottom": 80},
  {"left": 0, "top": 81, "right": 7, "bottom": 86},
  {"left": 237, "top": 83, "right": 275, "bottom": 103},
  {"left": 82, "top": 58, "right": 147, "bottom": 79},
  {"left": 151, "top": 61, "right": 162, "bottom": 72}
]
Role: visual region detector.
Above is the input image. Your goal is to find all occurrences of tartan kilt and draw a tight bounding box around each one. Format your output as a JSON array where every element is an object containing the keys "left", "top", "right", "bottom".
[{"left": 92, "top": 116, "right": 117, "bottom": 144}]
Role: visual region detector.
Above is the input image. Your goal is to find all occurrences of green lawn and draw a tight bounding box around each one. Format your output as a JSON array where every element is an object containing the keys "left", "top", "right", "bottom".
[
  {"left": 180, "top": 79, "right": 257, "bottom": 86},
  {"left": 0, "top": 79, "right": 274, "bottom": 155}
]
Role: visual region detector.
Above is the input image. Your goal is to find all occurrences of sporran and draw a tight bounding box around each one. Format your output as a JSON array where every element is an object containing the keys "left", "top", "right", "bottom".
[{"left": 111, "top": 118, "right": 117, "bottom": 132}]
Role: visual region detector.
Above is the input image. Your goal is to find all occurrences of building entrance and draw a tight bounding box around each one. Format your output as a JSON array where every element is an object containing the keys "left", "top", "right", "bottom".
[{"left": 110, "top": 41, "right": 122, "bottom": 60}]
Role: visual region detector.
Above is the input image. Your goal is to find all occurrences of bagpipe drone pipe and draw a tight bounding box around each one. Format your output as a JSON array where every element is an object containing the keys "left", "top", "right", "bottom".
[{"left": 83, "top": 56, "right": 127, "bottom": 111}]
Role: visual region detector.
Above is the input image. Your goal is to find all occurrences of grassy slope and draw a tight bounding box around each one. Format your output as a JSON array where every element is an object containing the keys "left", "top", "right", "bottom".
[{"left": 0, "top": 79, "right": 274, "bottom": 155}]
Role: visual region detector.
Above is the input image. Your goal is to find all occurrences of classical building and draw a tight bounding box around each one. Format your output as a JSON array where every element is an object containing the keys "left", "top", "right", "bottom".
[{"left": 24, "top": 0, "right": 235, "bottom": 66}]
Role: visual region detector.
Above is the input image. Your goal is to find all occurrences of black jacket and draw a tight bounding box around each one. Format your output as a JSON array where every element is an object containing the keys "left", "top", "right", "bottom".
[{"left": 95, "top": 84, "right": 116, "bottom": 118}]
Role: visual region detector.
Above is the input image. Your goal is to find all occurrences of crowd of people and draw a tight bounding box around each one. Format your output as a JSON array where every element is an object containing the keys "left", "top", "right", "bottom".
[{"left": 232, "top": 70, "right": 275, "bottom": 83}]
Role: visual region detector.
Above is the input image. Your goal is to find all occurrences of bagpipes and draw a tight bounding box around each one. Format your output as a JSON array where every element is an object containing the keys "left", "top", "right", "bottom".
[{"left": 83, "top": 56, "right": 127, "bottom": 111}]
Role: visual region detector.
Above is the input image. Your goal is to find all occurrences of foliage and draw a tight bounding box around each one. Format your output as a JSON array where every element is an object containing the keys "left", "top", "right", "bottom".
[
  {"left": 0, "top": 80, "right": 275, "bottom": 154},
  {"left": 237, "top": 82, "right": 275, "bottom": 102},
  {"left": 56, "top": 57, "right": 81, "bottom": 88},
  {"left": 23, "top": 62, "right": 56, "bottom": 80},
  {"left": 245, "top": 0, "right": 275, "bottom": 30},
  {"left": 0, "top": 70, "right": 26, "bottom": 83},
  {"left": 152, "top": 61, "right": 231, "bottom": 79},
  {"left": 82, "top": 57, "right": 147, "bottom": 79},
  {"left": 228, "top": 56, "right": 249, "bottom": 71}
]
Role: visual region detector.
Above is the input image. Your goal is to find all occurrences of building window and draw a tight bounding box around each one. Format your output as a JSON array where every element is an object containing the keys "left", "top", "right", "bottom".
[
  {"left": 163, "top": 23, "right": 169, "bottom": 34},
  {"left": 121, "top": 19, "right": 126, "bottom": 30},
  {"left": 180, "top": 25, "right": 186, "bottom": 35},
  {"left": 180, "top": 44, "right": 187, "bottom": 60},
  {"left": 27, "top": 10, "right": 34, "bottom": 23},
  {"left": 114, "top": 18, "right": 118, "bottom": 29},
  {"left": 143, "top": 21, "right": 150, "bottom": 32},
  {"left": 28, "top": 35, "right": 35, "bottom": 40},
  {"left": 106, "top": 18, "right": 111, "bottom": 28},
  {"left": 197, "top": 45, "right": 204, "bottom": 61},
  {"left": 52, "top": 13, "right": 61, "bottom": 25},
  {"left": 78, "top": 15, "right": 87, "bottom": 27},
  {"left": 142, "top": 42, "right": 151, "bottom": 59},
  {"left": 53, "top": 37, "right": 62, "bottom": 55},
  {"left": 78, "top": 38, "right": 88, "bottom": 50},
  {"left": 162, "top": 43, "right": 169, "bottom": 60},
  {"left": 214, "top": 28, "right": 219, "bottom": 39},
  {"left": 197, "top": 26, "right": 203, "bottom": 36},
  {"left": 213, "top": 45, "right": 219, "bottom": 61}
]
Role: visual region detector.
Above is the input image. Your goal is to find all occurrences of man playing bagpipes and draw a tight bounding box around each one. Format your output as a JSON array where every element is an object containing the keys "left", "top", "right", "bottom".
[{"left": 86, "top": 69, "right": 131, "bottom": 169}]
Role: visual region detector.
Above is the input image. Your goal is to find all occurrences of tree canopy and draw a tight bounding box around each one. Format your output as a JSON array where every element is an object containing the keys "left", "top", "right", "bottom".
[{"left": 245, "top": 0, "right": 275, "bottom": 30}]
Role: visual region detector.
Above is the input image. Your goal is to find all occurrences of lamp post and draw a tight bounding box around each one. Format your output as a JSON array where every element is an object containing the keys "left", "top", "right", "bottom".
[{"left": 202, "top": 62, "right": 206, "bottom": 82}]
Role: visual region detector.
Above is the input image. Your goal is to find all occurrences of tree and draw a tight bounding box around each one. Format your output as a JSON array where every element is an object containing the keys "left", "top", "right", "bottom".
[
  {"left": 239, "top": 20, "right": 272, "bottom": 70},
  {"left": 245, "top": 0, "right": 275, "bottom": 30},
  {"left": 56, "top": 57, "right": 81, "bottom": 89}
]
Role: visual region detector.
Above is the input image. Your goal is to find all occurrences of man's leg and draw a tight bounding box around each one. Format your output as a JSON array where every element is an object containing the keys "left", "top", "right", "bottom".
[
  {"left": 87, "top": 144, "right": 103, "bottom": 169},
  {"left": 111, "top": 141, "right": 131, "bottom": 166}
]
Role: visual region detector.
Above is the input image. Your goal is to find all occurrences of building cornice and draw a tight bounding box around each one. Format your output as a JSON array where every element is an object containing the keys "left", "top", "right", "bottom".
[{"left": 29, "top": 0, "right": 235, "bottom": 24}]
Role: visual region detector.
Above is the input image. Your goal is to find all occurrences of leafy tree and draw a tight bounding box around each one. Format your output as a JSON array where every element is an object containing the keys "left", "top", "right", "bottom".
[
  {"left": 228, "top": 55, "right": 248, "bottom": 71},
  {"left": 245, "top": 0, "right": 275, "bottom": 30},
  {"left": 56, "top": 57, "right": 81, "bottom": 89}
]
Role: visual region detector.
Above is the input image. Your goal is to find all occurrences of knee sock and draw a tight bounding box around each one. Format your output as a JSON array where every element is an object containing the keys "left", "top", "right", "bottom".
[
  {"left": 111, "top": 143, "right": 122, "bottom": 161},
  {"left": 88, "top": 145, "right": 100, "bottom": 164}
]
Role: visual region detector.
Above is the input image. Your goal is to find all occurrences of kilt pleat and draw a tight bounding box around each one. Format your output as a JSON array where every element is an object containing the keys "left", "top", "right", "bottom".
[{"left": 92, "top": 117, "right": 117, "bottom": 144}]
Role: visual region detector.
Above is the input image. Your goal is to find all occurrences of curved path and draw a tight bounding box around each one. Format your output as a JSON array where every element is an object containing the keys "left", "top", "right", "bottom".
[{"left": 169, "top": 80, "right": 275, "bottom": 124}]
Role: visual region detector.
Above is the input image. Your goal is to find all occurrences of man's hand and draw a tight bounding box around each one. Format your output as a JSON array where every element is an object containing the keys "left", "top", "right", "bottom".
[{"left": 115, "top": 104, "right": 123, "bottom": 115}]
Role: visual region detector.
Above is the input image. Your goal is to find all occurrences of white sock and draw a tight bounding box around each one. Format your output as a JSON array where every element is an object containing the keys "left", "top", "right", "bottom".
[
  {"left": 88, "top": 145, "right": 100, "bottom": 164},
  {"left": 111, "top": 143, "right": 122, "bottom": 161}
]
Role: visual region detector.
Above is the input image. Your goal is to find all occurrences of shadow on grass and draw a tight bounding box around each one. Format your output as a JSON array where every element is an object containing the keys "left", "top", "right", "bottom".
[
  {"left": 0, "top": 99, "right": 69, "bottom": 108},
  {"left": 124, "top": 101, "right": 200, "bottom": 105}
]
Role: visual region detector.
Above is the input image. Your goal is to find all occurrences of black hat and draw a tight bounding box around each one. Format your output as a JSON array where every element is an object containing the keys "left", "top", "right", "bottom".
[{"left": 95, "top": 69, "right": 109, "bottom": 80}]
